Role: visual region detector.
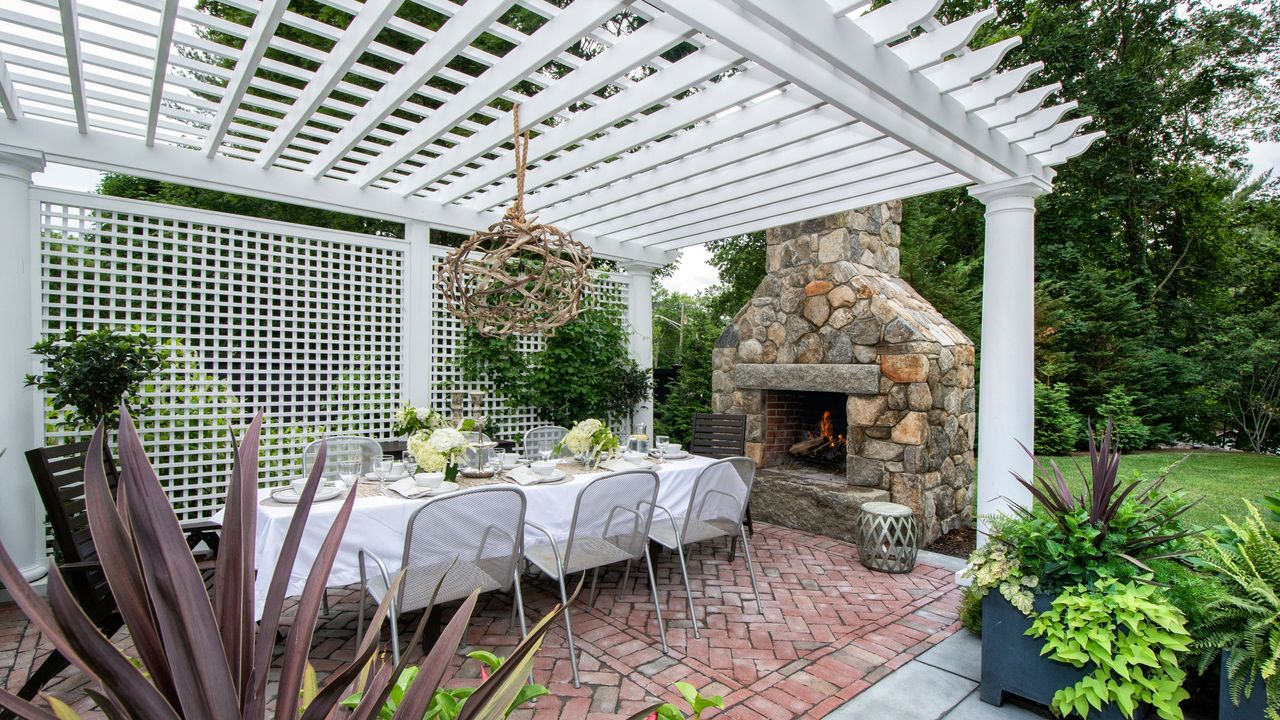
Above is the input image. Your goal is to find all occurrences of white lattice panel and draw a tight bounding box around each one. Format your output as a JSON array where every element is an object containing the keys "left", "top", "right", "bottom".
[
  {"left": 426, "top": 245, "right": 630, "bottom": 443},
  {"left": 35, "top": 190, "right": 408, "bottom": 520}
]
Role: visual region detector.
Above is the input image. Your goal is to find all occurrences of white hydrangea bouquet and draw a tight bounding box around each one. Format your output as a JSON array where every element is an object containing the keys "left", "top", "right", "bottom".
[
  {"left": 407, "top": 426, "right": 469, "bottom": 482},
  {"left": 558, "top": 418, "right": 619, "bottom": 469},
  {"left": 392, "top": 403, "right": 446, "bottom": 437}
]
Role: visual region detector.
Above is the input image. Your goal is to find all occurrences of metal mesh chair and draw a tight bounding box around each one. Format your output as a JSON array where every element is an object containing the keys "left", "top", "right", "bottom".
[
  {"left": 689, "top": 413, "right": 753, "bottom": 559},
  {"left": 357, "top": 486, "right": 528, "bottom": 664},
  {"left": 651, "top": 457, "right": 763, "bottom": 637},
  {"left": 524, "top": 470, "right": 668, "bottom": 687},
  {"left": 302, "top": 435, "right": 383, "bottom": 480},
  {"left": 521, "top": 424, "right": 569, "bottom": 459}
]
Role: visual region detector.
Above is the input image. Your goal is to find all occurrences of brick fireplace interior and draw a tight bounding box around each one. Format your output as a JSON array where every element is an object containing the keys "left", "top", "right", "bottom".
[{"left": 763, "top": 390, "right": 848, "bottom": 471}]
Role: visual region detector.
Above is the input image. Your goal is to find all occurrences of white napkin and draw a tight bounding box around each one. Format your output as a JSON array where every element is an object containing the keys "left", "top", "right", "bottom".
[
  {"left": 387, "top": 477, "right": 433, "bottom": 498},
  {"left": 507, "top": 466, "right": 559, "bottom": 486},
  {"left": 600, "top": 458, "right": 651, "bottom": 472}
]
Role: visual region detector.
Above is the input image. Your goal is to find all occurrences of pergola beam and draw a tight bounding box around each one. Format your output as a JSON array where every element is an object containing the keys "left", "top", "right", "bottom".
[
  {"left": 352, "top": 0, "right": 631, "bottom": 188},
  {"left": 0, "top": 51, "right": 22, "bottom": 120},
  {"left": 305, "top": 0, "right": 513, "bottom": 178},
  {"left": 730, "top": 0, "right": 1046, "bottom": 181},
  {"left": 457, "top": 45, "right": 760, "bottom": 209},
  {"left": 527, "top": 88, "right": 832, "bottom": 217},
  {"left": 647, "top": 0, "right": 1005, "bottom": 184},
  {"left": 653, "top": 172, "right": 964, "bottom": 250},
  {"left": 0, "top": 120, "right": 674, "bottom": 266},
  {"left": 392, "top": 14, "right": 696, "bottom": 197},
  {"left": 56, "top": 0, "right": 88, "bottom": 134},
  {"left": 145, "top": 0, "right": 180, "bottom": 147},
  {"left": 257, "top": 0, "right": 406, "bottom": 167},
  {"left": 203, "top": 0, "right": 288, "bottom": 157},
  {"left": 556, "top": 120, "right": 881, "bottom": 231}
]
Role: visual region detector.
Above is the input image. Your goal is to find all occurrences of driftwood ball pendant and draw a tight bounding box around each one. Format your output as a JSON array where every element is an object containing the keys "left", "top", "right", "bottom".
[
  {"left": 437, "top": 214, "right": 592, "bottom": 337},
  {"left": 436, "top": 105, "right": 593, "bottom": 337}
]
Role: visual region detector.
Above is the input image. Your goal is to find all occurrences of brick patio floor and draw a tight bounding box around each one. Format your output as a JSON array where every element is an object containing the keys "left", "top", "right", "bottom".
[{"left": 0, "top": 523, "right": 964, "bottom": 719}]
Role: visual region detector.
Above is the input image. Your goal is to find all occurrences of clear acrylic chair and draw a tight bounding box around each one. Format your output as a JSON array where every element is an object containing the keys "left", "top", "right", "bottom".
[
  {"left": 650, "top": 456, "right": 762, "bottom": 638},
  {"left": 357, "top": 486, "right": 528, "bottom": 664},
  {"left": 302, "top": 435, "right": 382, "bottom": 480},
  {"left": 524, "top": 470, "right": 668, "bottom": 687},
  {"left": 521, "top": 425, "right": 569, "bottom": 459}
]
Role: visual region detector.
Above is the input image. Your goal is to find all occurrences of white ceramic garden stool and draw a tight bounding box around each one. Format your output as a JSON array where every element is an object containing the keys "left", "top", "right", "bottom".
[{"left": 856, "top": 502, "right": 919, "bottom": 573}]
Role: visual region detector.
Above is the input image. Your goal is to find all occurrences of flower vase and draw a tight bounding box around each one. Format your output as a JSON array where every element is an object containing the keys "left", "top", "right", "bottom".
[
  {"left": 579, "top": 445, "right": 605, "bottom": 470},
  {"left": 444, "top": 463, "right": 459, "bottom": 484}
]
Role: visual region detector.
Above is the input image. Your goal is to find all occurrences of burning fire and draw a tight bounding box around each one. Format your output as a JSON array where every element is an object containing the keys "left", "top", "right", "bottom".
[{"left": 818, "top": 410, "right": 846, "bottom": 449}]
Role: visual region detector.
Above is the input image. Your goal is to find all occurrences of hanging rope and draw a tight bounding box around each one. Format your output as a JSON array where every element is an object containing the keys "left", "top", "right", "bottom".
[{"left": 435, "top": 103, "right": 593, "bottom": 337}]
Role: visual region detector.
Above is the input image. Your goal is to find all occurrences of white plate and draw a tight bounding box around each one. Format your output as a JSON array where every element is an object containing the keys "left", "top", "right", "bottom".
[
  {"left": 651, "top": 450, "right": 692, "bottom": 460},
  {"left": 508, "top": 467, "right": 567, "bottom": 485},
  {"left": 271, "top": 485, "right": 343, "bottom": 504},
  {"left": 364, "top": 470, "right": 410, "bottom": 481}
]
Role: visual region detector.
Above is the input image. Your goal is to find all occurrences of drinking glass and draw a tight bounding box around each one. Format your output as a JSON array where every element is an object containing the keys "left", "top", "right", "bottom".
[
  {"left": 655, "top": 435, "right": 670, "bottom": 454},
  {"left": 375, "top": 454, "right": 393, "bottom": 490},
  {"left": 489, "top": 451, "right": 504, "bottom": 474},
  {"left": 537, "top": 441, "right": 552, "bottom": 463},
  {"left": 402, "top": 456, "right": 418, "bottom": 479},
  {"left": 337, "top": 461, "right": 359, "bottom": 490}
]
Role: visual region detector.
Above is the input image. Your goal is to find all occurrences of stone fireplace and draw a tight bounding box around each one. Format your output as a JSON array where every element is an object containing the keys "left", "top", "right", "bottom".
[{"left": 711, "top": 202, "right": 976, "bottom": 544}]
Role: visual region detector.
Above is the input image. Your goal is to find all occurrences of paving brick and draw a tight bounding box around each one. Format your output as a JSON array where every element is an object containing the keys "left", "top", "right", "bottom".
[{"left": 0, "top": 523, "right": 964, "bottom": 718}]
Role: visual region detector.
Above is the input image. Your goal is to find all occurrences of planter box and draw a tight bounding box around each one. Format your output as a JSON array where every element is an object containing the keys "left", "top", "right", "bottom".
[
  {"left": 1220, "top": 652, "right": 1269, "bottom": 720},
  {"left": 980, "top": 593, "right": 1149, "bottom": 720}
]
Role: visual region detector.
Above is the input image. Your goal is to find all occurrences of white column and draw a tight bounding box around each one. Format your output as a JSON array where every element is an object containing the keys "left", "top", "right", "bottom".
[
  {"left": 621, "top": 262, "right": 657, "bottom": 435},
  {"left": 969, "top": 176, "right": 1051, "bottom": 542},
  {"left": 0, "top": 149, "right": 47, "bottom": 582},
  {"left": 402, "top": 220, "right": 433, "bottom": 408}
]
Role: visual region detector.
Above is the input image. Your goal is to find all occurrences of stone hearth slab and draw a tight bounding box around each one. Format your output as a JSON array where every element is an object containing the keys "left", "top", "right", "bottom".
[
  {"left": 752, "top": 467, "right": 889, "bottom": 543},
  {"left": 733, "top": 363, "right": 880, "bottom": 394}
]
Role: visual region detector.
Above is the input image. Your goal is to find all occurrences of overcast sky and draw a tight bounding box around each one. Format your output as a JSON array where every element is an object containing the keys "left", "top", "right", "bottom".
[{"left": 32, "top": 139, "right": 1280, "bottom": 296}]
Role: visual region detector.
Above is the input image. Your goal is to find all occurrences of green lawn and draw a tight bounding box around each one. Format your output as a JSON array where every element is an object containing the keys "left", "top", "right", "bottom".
[{"left": 1041, "top": 450, "right": 1279, "bottom": 529}]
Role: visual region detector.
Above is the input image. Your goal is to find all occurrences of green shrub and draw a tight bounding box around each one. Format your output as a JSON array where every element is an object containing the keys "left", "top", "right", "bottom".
[
  {"left": 1095, "top": 387, "right": 1151, "bottom": 450},
  {"left": 26, "top": 327, "right": 170, "bottom": 430},
  {"left": 1035, "top": 380, "right": 1083, "bottom": 454}
]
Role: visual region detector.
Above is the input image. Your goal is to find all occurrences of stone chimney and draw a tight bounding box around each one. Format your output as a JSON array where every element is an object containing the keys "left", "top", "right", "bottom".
[{"left": 712, "top": 201, "right": 975, "bottom": 545}]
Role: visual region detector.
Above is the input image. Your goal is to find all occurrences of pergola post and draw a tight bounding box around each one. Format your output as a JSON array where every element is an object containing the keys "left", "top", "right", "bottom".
[
  {"left": 622, "top": 263, "right": 657, "bottom": 435},
  {"left": 0, "top": 149, "right": 47, "bottom": 582},
  {"left": 969, "top": 175, "right": 1052, "bottom": 542},
  {"left": 402, "top": 220, "right": 433, "bottom": 408}
]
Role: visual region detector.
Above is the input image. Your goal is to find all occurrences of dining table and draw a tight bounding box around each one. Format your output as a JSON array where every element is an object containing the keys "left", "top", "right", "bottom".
[{"left": 227, "top": 453, "right": 736, "bottom": 620}]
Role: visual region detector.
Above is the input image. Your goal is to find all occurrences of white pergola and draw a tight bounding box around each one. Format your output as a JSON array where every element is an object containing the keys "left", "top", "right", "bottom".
[{"left": 0, "top": 0, "right": 1099, "bottom": 580}]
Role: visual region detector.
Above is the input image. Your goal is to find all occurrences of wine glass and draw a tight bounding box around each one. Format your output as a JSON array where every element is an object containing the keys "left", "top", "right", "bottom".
[
  {"left": 402, "top": 455, "right": 418, "bottom": 480},
  {"left": 538, "top": 440, "right": 552, "bottom": 463},
  {"left": 375, "top": 454, "right": 393, "bottom": 491},
  {"left": 655, "top": 435, "right": 670, "bottom": 455},
  {"left": 489, "top": 451, "right": 504, "bottom": 475}
]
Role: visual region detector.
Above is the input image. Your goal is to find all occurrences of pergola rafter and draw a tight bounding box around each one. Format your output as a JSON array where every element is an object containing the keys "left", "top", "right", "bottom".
[{"left": 0, "top": 0, "right": 1099, "bottom": 264}]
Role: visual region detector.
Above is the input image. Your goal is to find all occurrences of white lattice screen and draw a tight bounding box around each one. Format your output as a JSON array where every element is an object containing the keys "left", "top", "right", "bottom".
[
  {"left": 426, "top": 245, "right": 630, "bottom": 443},
  {"left": 33, "top": 190, "right": 632, "bottom": 522},
  {"left": 36, "top": 189, "right": 409, "bottom": 520}
]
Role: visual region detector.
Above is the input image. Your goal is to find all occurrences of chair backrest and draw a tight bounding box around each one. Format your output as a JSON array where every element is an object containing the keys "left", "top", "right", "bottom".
[
  {"left": 522, "top": 425, "right": 569, "bottom": 459},
  {"left": 302, "top": 436, "right": 383, "bottom": 480},
  {"left": 690, "top": 413, "right": 746, "bottom": 458},
  {"left": 25, "top": 440, "right": 120, "bottom": 615},
  {"left": 564, "top": 470, "right": 659, "bottom": 571},
  {"left": 398, "top": 486, "right": 526, "bottom": 612},
  {"left": 681, "top": 457, "right": 756, "bottom": 540}
]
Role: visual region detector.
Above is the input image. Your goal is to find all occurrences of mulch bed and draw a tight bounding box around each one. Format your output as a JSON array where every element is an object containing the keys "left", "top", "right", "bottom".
[{"left": 926, "top": 525, "right": 976, "bottom": 559}]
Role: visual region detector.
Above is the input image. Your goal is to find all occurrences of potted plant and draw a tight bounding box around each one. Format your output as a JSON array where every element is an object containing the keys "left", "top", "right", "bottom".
[
  {"left": 1191, "top": 504, "right": 1278, "bottom": 720},
  {"left": 558, "top": 418, "right": 619, "bottom": 469},
  {"left": 25, "top": 327, "right": 169, "bottom": 432},
  {"left": 965, "top": 422, "right": 1200, "bottom": 719}
]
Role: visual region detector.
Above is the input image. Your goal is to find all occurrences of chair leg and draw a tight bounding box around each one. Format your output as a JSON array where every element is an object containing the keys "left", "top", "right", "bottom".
[
  {"left": 555, "top": 570, "right": 581, "bottom": 688},
  {"left": 672, "top": 542, "right": 700, "bottom": 638},
  {"left": 321, "top": 587, "right": 331, "bottom": 617},
  {"left": 356, "top": 590, "right": 367, "bottom": 652},
  {"left": 512, "top": 572, "right": 528, "bottom": 639},
  {"left": 729, "top": 504, "right": 755, "bottom": 563},
  {"left": 642, "top": 547, "right": 669, "bottom": 655},
  {"left": 388, "top": 599, "right": 401, "bottom": 666},
  {"left": 739, "top": 525, "right": 764, "bottom": 615},
  {"left": 15, "top": 648, "right": 73, "bottom": 704},
  {"left": 588, "top": 566, "right": 600, "bottom": 608},
  {"left": 618, "top": 559, "right": 632, "bottom": 599}
]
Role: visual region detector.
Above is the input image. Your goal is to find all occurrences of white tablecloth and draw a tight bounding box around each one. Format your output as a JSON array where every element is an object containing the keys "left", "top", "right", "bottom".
[{"left": 226, "top": 455, "right": 731, "bottom": 619}]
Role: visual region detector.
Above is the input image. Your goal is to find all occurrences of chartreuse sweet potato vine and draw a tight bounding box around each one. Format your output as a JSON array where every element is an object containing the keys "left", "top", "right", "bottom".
[{"left": 1029, "top": 579, "right": 1192, "bottom": 720}]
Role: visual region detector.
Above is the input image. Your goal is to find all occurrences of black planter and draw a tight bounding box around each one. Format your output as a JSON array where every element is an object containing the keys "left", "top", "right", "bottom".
[
  {"left": 1219, "top": 652, "right": 1269, "bottom": 719},
  {"left": 980, "top": 592, "right": 1150, "bottom": 720}
]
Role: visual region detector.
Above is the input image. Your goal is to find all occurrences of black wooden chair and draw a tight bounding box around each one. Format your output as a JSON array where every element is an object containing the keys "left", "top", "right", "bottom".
[
  {"left": 689, "top": 413, "right": 754, "bottom": 559},
  {"left": 10, "top": 440, "right": 219, "bottom": 706}
]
